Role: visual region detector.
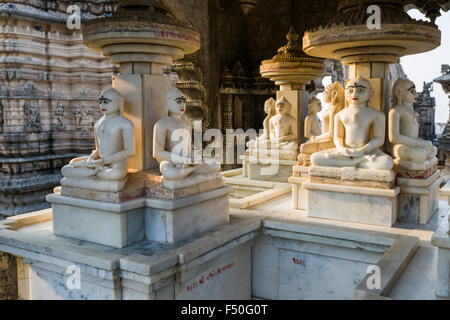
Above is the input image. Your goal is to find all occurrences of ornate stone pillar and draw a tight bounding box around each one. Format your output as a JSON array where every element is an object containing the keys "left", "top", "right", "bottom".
[
  {"left": 83, "top": 0, "right": 200, "bottom": 172},
  {"left": 260, "top": 27, "right": 325, "bottom": 145}
]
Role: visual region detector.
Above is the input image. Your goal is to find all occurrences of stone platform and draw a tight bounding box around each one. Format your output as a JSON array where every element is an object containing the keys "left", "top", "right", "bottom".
[
  {"left": 431, "top": 214, "right": 450, "bottom": 299},
  {"left": 288, "top": 165, "right": 310, "bottom": 210},
  {"left": 222, "top": 169, "right": 291, "bottom": 210},
  {"left": 304, "top": 182, "right": 400, "bottom": 227},
  {"left": 243, "top": 156, "right": 297, "bottom": 183},
  {"left": 48, "top": 186, "right": 232, "bottom": 248},
  {"left": 397, "top": 170, "right": 441, "bottom": 224}
]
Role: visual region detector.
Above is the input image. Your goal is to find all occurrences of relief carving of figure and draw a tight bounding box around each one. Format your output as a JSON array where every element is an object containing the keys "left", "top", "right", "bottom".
[
  {"left": 55, "top": 103, "right": 65, "bottom": 131},
  {"left": 24, "top": 101, "right": 42, "bottom": 133}
]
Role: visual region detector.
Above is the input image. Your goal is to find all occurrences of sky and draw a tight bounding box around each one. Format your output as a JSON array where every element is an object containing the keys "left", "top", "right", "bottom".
[
  {"left": 317, "top": 9, "right": 450, "bottom": 125},
  {"left": 401, "top": 9, "right": 450, "bottom": 124}
]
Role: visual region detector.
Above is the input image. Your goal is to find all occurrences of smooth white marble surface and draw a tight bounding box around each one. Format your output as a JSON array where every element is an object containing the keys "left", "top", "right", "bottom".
[
  {"left": 52, "top": 203, "right": 145, "bottom": 249},
  {"left": 398, "top": 174, "right": 440, "bottom": 224},
  {"left": 145, "top": 188, "right": 231, "bottom": 243},
  {"left": 289, "top": 176, "right": 308, "bottom": 210},
  {"left": 247, "top": 161, "right": 297, "bottom": 183},
  {"left": 279, "top": 249, "right": 369, "bottom": 300},
  {"left": 305, "top": 183, "right": 399, "bottom": 227},
  {"left": 176, "top": 244, "right": 252, "bottom": 300}
]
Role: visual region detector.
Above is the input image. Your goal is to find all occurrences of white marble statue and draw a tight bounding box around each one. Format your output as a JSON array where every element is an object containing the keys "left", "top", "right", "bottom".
[
  {"left": 153, "top": 86, "right": 221, "bottom": 189},
  {"left": 61, "top": 87, "right": 135, "bottom": 192},
  {"left": 247, "top": 97, "right": 276, "bottom": 149},
  {"left": 389, "top": 78, "right": 438, "bottom": 171},
  {"left": 311, "top": 76, "right": 393, "bottom": 170},
  {"left": 304, "top": 97, "right": 322, "bottom": 139},
  {"left": 250, "top": 96, "right": 298, "bottom": 160},
  {"left": 300, "top": 82, "right": 345, "bottom": 156}
]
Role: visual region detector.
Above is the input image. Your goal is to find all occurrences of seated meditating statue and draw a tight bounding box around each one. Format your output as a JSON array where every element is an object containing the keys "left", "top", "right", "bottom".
[
  {"left": 389, "top": 78, "right": 437, "bottom": 171},
  {"left": 61, "top": 87, "right": 135, "bottom": 192},
  {"left": 247, "top": 97, "right": 276, "bottom": 150},
  {"left": 304, "top": 97, "right": 322, "bottom": 139},
  {"left": 153, "top": 86, "right": 221, "bottom": 190},
  {"left": 311, "top": 76, "right": 393, "bottom": 170},
  {"left": 298, "top": 82, "right": 345, "bottom": 165},
  {"left": 251, "top": 96, "right": 298, "bottom": 160}
]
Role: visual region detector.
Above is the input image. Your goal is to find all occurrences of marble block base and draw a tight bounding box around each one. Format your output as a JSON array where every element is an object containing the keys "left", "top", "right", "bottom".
[
  {"left": 48, "top": 194, "right": 145, "bottom": 249},
  {"left": 288, "top": 165, "right": 310, "bottom": 210},
  {"left": 431, "top": 215, "right": 450, "bottom": 299},
  {"left": 395, "top": 158, "right": 438, "bottom": 179},
  {"left": 309, "top": 166, "right": 395, "bottom": 189},
  {"left": 304, "top": 182, "right": 400, "bottom": 227},
  {"left": 61, "top": 177, "right": 127, "bottom": 193},
  {"left": 397, "top": 171, "right": 441, "bottom": 224},
  {"left": 245, "top": 157, "right": 297, "bottom": 183},
  {"left": 145, "top": 186, "right": 233, "bottom": 243}
]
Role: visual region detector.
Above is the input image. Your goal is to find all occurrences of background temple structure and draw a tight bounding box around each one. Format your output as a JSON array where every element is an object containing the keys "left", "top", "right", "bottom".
[
  {"left": 0, "top": 0, "right": 449, "bottom": 301},
  {"left": 1, "top": 0, "right": 445, "bottom": 216}
]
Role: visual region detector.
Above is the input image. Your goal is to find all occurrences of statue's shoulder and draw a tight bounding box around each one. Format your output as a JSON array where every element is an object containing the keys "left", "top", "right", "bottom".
[{"left": 118, "top": 115, "right": 134, "bottom": 128}]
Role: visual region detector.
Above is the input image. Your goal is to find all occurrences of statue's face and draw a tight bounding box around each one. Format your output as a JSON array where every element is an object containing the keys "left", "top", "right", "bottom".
[
  {"left": 167, "top": 94, "right": 187, "bottom": 115},
  {"left": 99, "top": 92, "right": 120, "bottom": 115},
  {"left": 276, "top": 102, "right": 289, "bottom": 115},
  {"left": 323, "top": 89, "right": 332, "bottom": 103},
  {"left": 310, "top": 100, "right": 322, "bottom": 113},
  {"left": 403, "top": 83, "right": 418, "bottom": 105},
  {"left": 345, "top": 81, "right": 370, "bottom": 106}
]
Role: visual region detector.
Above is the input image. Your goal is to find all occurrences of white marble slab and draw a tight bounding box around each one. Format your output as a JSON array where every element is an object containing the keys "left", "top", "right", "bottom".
[
  {"left": 176, "top": 246, "right": 251, "bottom": 300},
  {"left": 304, "top": 183, "right": 399, "bottom": 227},
  {"left": 279, "top": 249, "right": 369, "bottom": 300}
]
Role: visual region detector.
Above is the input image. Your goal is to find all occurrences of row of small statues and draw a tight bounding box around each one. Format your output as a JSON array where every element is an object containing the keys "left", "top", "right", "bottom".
[
  {"left": 61, "top": 86, "right": 220, "bottom": 192},
  {"left": 249, "top": 76, "right": 437, "bottom": 172},
  {"left": 60, "top": 75, "right": 437, "bottom": 193}
]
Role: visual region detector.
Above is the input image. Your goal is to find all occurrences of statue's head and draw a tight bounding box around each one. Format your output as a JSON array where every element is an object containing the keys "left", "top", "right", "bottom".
[
  {"left": 276, "top": 96, "right": 292, "bottom": 115},
  {"left": 345, "top": 76, "right": 374, "bottom": 107},
  {"left": 393, "top": 78, "right": 417, "bottom": 106},
  {"left": 99, "top": 87, "right": 124, "bottom": 115},
  {"left": 324, "top": 82, "right": 345, "bottom": 110},
  {"left": 308, "top": 97, "right": 322, "bottom": 114},
  {"left": 264, "top": 98, "right": 276, "bottom": 116},
  {"left": 165, "top": 86, "right": 186, "bottom": 116}
]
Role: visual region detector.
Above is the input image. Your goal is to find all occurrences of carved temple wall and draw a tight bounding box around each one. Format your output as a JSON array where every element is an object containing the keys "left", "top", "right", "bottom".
[{"left": 0, "top": 1, "right": 118, "bottom": 216}]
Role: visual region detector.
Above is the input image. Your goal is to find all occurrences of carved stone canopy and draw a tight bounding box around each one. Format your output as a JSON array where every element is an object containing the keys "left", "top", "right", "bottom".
[
  {"left": 303, "top": 0, "right": 441, "bottom": 64},
  {"left": 83, "top": 0, "right": 200, "bottom": 67},
  {"left": 260, "top": 27, "right": 324, "bottom": 88}
]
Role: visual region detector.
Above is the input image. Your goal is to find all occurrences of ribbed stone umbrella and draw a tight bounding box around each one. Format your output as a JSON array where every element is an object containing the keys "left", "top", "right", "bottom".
[
  {"left": 303, "top": 0, "right": 441, "bottom": 117},
  {"left": 260, "top": 26, "right": 325, "bottom": 144}
]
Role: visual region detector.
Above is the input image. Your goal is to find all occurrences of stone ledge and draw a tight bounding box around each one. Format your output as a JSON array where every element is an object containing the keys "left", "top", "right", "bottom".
[{"left": 303, "top": 182, "right": 400, "bottom": 198}]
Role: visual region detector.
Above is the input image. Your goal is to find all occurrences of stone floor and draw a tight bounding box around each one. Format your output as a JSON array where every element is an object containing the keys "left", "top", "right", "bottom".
[{"left": 231, "top": 195, "right": 450, "bottom": 300}]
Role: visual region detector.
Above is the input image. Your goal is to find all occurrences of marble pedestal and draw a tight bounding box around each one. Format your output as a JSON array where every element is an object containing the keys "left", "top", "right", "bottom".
[
  {"left": 145, "top": 186, "right": 232, "bottom": 244},
  {"left": 0, "top": 211, "right": 259, "bottom": 300},
  {"left": 288, "top": 165, "right": 310, "bottom": 210},
  {"left": 397, "top": 171, "right": 441, "bottom": 224},
  {"left": 304, "top": 182, "right": 400, "bottom": 227},
  {"left": 431, "top": 214, "right": 450, "bottom": 299},
  {"left": 48, "top": 186, "right": 232, "bottom": 248},
  {"left": 244, "top": 156, "right": 297, "bottom": 183},
  {"left": 48, "top": 194, "right": 146, "bottom": 249}
]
